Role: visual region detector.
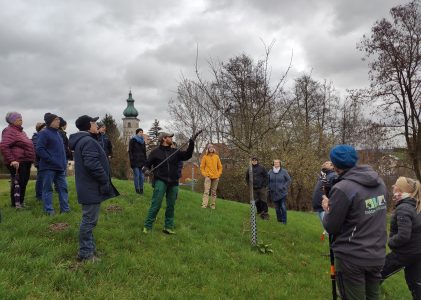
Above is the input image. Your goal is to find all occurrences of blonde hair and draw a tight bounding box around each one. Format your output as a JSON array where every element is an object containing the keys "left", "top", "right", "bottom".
[{"left": 396, "top": 177, "right": 421, "bottom": 213}]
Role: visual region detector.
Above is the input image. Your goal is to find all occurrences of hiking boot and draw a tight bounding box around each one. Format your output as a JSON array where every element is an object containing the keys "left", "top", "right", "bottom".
[
  {"left": 210, "top": 205, "right": 216, "bottom": 210},
  {"left": 15, "top": 202, "right": 23, "bottom": 209},
  {"left": 201, "top": 205, "right": 207, "bottom": 209},
  {"left": 142, "top": 227, "right": 151, "bottom": 234},
  {"left": 262, "top": 213, "right": 270, "bottom": 220},
  {"left": 162, "top": 228, "right": 176, "bottom": 235}
]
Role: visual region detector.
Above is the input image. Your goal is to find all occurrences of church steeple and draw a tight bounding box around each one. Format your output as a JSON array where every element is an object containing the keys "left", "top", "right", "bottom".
[{"left": 123, "top": 90, "right": 138, "bottom": 118}]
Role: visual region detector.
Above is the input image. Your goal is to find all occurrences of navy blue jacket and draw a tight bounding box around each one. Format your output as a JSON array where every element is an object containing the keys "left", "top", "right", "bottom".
[
  {"left": 36, "top": 127, "right": 67, "bottom": 171},
  {"left": 69, "top": 131, "right": 119, "bottom": 205},
  {"left": 268, "top": 168, "right": 291, "bottom": 201},
  {"left": 312, "top": 169, "right": 337, "bottom": 211},
  {"left": 32, "top": 132, "right": 40, "bottom": 168}
]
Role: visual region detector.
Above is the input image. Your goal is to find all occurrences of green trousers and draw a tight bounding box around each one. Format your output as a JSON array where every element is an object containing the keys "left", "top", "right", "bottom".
[{"left": 144, "top": 180, "right": 179, "bottom": 230}]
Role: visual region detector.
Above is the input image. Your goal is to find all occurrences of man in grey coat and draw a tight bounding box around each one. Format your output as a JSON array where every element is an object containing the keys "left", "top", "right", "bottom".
[
  {"left": 322, "top": 145, "right": 387, "bottom": 300},
  {"left": 69, "top": 115, "right": 119, "bottom": 262}
]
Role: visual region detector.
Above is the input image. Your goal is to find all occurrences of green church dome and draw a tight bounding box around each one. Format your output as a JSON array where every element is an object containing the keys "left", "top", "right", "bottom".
[{"left": 123, "top": 91, "right": 138, "bottom": 118}]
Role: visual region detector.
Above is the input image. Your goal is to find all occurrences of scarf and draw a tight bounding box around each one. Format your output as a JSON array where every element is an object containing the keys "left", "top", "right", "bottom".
[
  {"left": 133, "top": 135, "right": 144, "bottom": 144},
  {"left": 272, "top": 167, "right": 280, "bottom": 174}
]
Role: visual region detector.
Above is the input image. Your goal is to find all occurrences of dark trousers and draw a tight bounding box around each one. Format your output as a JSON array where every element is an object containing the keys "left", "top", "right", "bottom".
[
  {"left": 35, "top": 166, "right": 43, "bottom": 199},
  {"left": 336, "top": 257, "right": 383, "bottom": 300},
  {"left": 253, "top": 187, "right": 268, "bottom": 215},
  {"left": 382, "top": 251, "right": 421, "bottom": 300},
  {"left": 7, "top": 161, "right": 32, "bottom": 207}
]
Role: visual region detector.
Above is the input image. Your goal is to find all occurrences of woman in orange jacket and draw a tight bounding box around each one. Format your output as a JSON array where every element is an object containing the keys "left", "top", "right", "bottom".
[{"left": 200, "top": 144, "right": 223, "bottom": 209}]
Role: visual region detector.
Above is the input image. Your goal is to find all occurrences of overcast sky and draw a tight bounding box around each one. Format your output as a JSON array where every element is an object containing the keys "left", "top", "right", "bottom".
[{"left": 0, "top": 0, "right": 405, "bottom": 136}]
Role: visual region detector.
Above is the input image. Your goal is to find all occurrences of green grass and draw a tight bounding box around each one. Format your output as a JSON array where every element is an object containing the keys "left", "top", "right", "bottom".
[{"left": 0, "top": 177, "right": 410, "bottom": 299}]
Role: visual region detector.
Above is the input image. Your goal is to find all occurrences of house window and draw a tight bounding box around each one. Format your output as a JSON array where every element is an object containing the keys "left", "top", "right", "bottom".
[{"left": 128, "top": 122, "right": 131, "bottom": 128}]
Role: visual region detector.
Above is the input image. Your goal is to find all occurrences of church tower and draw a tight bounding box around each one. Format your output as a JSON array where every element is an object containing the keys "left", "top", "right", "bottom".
[{"left": 122, "top": 90, "right": 139, "bottom": 145}]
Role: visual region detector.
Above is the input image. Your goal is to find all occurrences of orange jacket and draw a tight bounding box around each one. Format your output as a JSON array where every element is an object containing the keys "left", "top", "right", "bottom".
[{"left": 200, "top": 153, "right": 223, "bottom": 179}]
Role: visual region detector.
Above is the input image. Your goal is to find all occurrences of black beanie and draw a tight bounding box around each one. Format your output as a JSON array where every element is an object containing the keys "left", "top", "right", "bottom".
[
  {"left": 44, "top": 112, "right": 58, "bottom": 127},
  {"left": 59, "top": 117, "right": 67, "bottom": 128}
]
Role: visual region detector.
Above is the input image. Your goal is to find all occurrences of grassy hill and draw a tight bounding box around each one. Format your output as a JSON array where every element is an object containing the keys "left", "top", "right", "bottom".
[{"left": 0, "top": 178, "right": 410, "bottom": 299}]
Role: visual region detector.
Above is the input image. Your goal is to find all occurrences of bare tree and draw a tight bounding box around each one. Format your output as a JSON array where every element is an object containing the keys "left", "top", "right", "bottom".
[
  {"left": 358, "top": 0, "right": 421, "bottom": 179},
  {"left": 168, "top": 78, "right": 225, "bottom": 155},
  {"left": 195, "top": 44, "right": 292, "bottom": 156}
]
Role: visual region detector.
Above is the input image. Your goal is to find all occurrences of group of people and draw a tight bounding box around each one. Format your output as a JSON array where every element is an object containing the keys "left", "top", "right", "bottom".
[
  {"left": 315, "top": 145, "right": 421, "bottom": 300},
  {"left": 0, "top": 112, "right": 117, "bottom": 261},
  {"left": 246, "top": 157, "right": 291, "bottom": 223},
  {"left": 1, "top": 111, "right": 421, "bottom": 299}
]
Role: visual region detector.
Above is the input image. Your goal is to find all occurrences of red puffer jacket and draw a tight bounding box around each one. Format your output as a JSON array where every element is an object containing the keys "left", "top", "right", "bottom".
[{"left": 0, "top": 124, "right": 35, "bottom": 165}]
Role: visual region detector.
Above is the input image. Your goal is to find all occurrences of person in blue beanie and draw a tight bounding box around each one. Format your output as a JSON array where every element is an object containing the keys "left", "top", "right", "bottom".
[{"left": 322, "top": 145, "right": 387, "bottom": 300}]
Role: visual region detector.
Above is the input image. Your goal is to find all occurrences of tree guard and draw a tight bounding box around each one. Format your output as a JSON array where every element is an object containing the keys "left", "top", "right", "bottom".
[{"left": 249, "top": 160, "right": 257, "bottom": 247}]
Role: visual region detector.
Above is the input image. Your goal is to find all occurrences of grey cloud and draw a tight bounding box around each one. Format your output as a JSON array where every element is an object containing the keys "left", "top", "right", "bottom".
[
  {"left": 0, "top": 0, "right": 406, "bottom": 136},
  {"left": 330, "top": 0, "right": 407, "bottom": 35}
]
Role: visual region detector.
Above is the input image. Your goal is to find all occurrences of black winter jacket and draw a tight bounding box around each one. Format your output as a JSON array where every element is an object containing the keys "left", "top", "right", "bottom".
[
  {"left": 389, "top": 197, "right": 421, "bottom": 256},
  {"left": 312, "top": 169, "right": 337, "bottom": 211},
  {"left": 245, "top": 164, "right": 268, "bottom": 189},
  {"left": 69, "top": 131, "right": 119, "bottom": 205},
  {"left": 144, "top": 140, "right": 194, "bottom": 185},
  {"left": 128, "top": 137, "right": 147, "bottom": 168},
  {"left": 59, "top": 129, "right": 72, "bottom": 160},
  {"left": 323, "top": 165, "right": 387, "bottom": 266},
  {"left": 97, "top": 133, "right": 113, "bottom": 157}
]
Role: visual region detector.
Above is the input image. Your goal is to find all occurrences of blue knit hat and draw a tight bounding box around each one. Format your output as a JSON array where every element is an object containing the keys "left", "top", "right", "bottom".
[{"left": 329, "top": 145, "right": 358, "bottom": 169}]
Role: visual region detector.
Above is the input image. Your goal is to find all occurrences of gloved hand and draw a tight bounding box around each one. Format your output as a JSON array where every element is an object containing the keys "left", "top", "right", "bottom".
[
  {"left": 99, "top": 183, "right": 111, "bottom": 195},
  {"left": 191, "top": 129, "right": 203, "bottom": 141},
  {"left": 142, "top": 166, "right": 151, "bottom": 176}
]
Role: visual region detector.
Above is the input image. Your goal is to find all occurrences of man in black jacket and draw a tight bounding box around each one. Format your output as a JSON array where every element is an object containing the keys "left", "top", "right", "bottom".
[
  {"left": 312, "top": 161, "right": 337, "bottom": 225},
  {"left": 322, "top": 145, "right": 387, "bottom": 300},
  {"left": 129, "top": 128, "right": 147, "bottom": 194},
  {"left": 69, "top": 115, "right": 119, "bottom": 262},
  {"left": 97, "top": 122, "right": 113, "bottom": 159},
  {"left": 142, "top": 131, "right": 201, "bottom": 234},
  {"left": 245, "top": 157, "right": 269, "bottom": 220}
]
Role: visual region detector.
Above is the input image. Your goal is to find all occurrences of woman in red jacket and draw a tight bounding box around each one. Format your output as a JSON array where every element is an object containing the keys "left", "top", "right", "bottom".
[{"left": 0, "top": 112, "right": 35, "bottom": 208}]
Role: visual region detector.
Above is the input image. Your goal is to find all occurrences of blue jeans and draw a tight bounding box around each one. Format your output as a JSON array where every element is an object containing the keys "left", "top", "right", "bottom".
[
  {"left": 132, "top": 167, "right": 144, "bottom": 191},
  {"left": 41, "top": 170, "right": 69, "bottom": 214},
  {"left": 79, "top": 204, "right": 101, "bottom": 259},
  {"left": 274, "top": 196, "right": 287, "bottom": 223},
  {"left": 318, "top": 210, "right": 325, "bottom": 223}
]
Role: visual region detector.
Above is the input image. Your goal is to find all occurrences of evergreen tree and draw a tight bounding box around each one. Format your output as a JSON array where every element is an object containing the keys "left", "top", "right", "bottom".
[
  {"left": 101, "top": 114, "right": 119, "bottom": 141},
  {"left": 148, "top": 119, "right": 162, "bottom": 145},
  {"left": 100, "top": 114, "right": 129, "bottom": 179}
]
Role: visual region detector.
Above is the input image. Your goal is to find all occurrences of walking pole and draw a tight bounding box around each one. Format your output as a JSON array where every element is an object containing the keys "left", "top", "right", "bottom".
[{"left": 321, "top": 172, "right": 337, "bottom": 300}]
